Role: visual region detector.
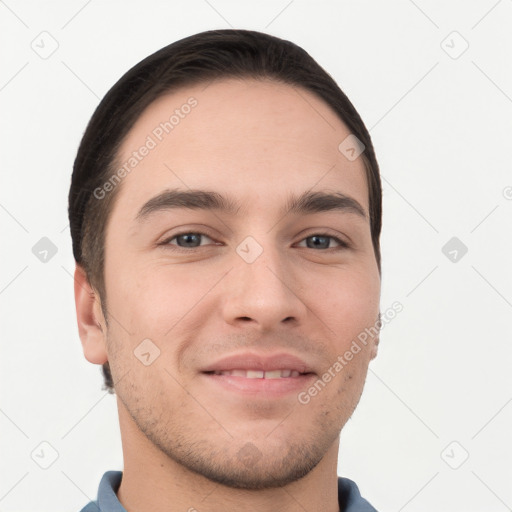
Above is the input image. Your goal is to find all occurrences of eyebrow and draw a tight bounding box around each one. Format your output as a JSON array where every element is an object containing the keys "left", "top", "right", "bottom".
[{"left": 134, "top": 188, "right": 368, "bottom": 223}]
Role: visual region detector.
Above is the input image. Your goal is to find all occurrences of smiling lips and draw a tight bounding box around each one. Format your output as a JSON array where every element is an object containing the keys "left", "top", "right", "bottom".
[
  {"left": 202, "top": 351, "right": 315, "bottom": 376},
  {"left": 201, "top": 352, "right": 316, "bottom": 395},
  {"left": 211, "top": 369, "right": 303, "bottom": 378}
]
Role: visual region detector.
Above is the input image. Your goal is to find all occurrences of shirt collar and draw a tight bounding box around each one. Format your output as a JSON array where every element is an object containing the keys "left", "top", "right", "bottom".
[{"left": 86, "top": 470, "right": 377, "bottom": 511}]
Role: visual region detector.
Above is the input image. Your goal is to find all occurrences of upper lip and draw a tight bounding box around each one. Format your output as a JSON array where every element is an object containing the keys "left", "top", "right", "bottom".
[{"left": 201, "top": 352, "right": 315, "bottom": 374}]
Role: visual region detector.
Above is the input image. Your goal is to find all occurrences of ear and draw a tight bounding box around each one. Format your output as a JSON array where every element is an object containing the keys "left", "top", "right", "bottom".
[
  {"left": 74, "top": 264, "right": 108, "bottom": 365},
  {"left": 370, "top": 311, "right": 381, "bottom": 361}
]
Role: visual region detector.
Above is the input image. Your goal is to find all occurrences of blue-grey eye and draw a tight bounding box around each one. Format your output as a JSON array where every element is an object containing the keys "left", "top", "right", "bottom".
[
  {"left": 168, "top": 232, "right": 214, "bottom": 248},
  {"left": 297, "top": 235, "right": 346, "bottom": 250}
]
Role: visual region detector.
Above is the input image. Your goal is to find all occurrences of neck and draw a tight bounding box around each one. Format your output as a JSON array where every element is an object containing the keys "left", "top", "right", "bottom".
[{"left": 115, "top": 400, "right": 341, "bottom": 512}]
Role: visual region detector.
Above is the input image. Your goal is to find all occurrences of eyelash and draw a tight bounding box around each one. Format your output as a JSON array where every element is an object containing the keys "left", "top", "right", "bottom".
[{"left": 158, "top": 231, "right": 350, "bottom": 252}]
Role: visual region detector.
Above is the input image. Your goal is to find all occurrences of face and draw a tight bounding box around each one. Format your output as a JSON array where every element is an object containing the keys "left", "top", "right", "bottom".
[{"left": 88, "top": 78, "right": 380, "bottom": 489}]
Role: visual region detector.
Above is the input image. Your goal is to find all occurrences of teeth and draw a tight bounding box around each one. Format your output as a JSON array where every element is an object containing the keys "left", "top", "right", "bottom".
[
  {"left": 246, "top": 370, "right": 264, "bottom": 379},
  {"left": 264, "top": 370, "right": 282, "bottom": 379},
  {"left": 213, "top": 369, "right": 304, "bottom": 378}
]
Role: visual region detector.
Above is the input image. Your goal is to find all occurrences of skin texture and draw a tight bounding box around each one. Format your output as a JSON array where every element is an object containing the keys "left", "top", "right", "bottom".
[{"left": 74, "top": 78, "right": 381, "bottom": 512}]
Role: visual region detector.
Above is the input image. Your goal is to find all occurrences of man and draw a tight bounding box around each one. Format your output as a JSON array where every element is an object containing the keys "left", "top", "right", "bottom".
[{"left": 69, "top": 28, "right": 382, "bottom": 512}]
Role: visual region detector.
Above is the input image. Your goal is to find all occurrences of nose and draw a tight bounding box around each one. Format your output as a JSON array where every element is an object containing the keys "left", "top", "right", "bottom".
[{"left": 221, "top": 242, "right": 308, "bottom": 332}]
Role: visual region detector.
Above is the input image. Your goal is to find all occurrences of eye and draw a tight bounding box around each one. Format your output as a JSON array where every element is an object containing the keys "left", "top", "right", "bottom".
[
  {"left": 161, "top": 231, "right": 216, "bottom": 249},
  {"left": 296, "top": 234, "right": 349, "bottom": 250}
]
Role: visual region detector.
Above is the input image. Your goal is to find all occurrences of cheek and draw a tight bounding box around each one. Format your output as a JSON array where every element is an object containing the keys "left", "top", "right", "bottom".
[
  {"left": 308, "top": 267, "right": 380, "bottom": 341},
  {"left": 106, "top": 259, "right": 210, "bottom": 336},
  {"left": 112, "top": 351, "right": 179, "bottom": 420}
]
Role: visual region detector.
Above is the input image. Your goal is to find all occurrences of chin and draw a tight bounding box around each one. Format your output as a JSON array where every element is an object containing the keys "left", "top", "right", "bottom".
[
  {"left": 159, "top": 432, "right": 334, "bottom": 491},
  {"left": 185, "top": 449, "right": 322, "bottom": 490}
]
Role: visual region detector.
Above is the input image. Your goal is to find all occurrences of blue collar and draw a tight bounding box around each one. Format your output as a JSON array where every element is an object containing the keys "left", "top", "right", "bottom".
[{"left": 79, "top": 470, "right": 378, "bottom": 511}]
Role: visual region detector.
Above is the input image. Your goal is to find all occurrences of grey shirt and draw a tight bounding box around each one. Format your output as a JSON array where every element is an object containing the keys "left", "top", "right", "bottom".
[{"left": 79, "top": 470, "right": 378, "bottom": 511}]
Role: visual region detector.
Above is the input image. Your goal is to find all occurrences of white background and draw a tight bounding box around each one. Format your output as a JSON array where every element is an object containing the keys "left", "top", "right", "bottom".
[{"left": 1, "top": 1, "right": 511, "bottom": 511}]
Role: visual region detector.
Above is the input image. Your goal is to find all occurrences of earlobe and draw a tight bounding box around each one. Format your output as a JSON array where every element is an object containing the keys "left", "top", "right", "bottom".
[
  {"left": 370, "top": 336, "right": 379, "bottom": 360},
  {"left": 370, "top": 311, "right": 381, "bottom": 360},
  {"left": 74, "top": 264, "right": 108, "bottom": 365}
]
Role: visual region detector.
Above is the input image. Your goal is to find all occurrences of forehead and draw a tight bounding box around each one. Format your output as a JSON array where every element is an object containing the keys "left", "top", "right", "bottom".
[{"left": 112, "top": 78, "right": 368, "bottom": 219}]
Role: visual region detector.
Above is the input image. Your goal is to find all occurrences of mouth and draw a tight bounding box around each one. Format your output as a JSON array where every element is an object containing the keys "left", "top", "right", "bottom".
[
  {"left": 204, "top": 369, "right": 309, "bottom": 378},
  {"left": 201, "top": 370, "right": 316, "bottom": 396},
  {"left": 200, "top": 352, "right": 317, "bottom": 396}
]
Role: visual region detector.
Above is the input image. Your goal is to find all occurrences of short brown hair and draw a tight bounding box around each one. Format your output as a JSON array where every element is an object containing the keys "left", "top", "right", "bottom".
[{"left": 68, "top": 29, "right": 382, "bottom": 394}]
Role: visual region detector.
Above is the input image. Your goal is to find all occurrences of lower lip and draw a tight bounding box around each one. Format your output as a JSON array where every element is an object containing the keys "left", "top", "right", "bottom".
[{"left": 200, "top": 372, "right": 317, "bottom": 397}]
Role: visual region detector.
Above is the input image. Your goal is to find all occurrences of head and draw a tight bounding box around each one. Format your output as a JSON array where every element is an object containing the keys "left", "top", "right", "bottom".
[{"left": 70, "top": 29, "right": 382, "bottom": 489}]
